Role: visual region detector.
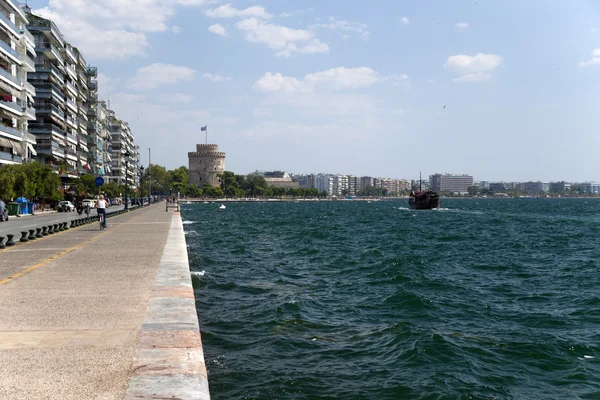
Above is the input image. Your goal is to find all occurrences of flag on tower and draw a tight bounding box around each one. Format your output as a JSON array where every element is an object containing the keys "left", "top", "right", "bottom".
[{"left": 201, "top": 125, "right": 207, "bottom": 131}]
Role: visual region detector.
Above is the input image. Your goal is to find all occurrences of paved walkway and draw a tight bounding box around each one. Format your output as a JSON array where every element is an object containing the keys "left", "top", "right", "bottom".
[{"left": 0, "top": 203, "right": 208, "bottom": 399}]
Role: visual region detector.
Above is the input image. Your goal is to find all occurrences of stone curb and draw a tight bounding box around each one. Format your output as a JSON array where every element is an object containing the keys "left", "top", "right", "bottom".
[{"left": 124, "top": 213, "right": 210, "bottom": 400}]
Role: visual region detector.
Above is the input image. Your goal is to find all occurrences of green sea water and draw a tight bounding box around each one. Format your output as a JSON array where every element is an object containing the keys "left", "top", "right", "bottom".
[{"left": 182, "top": 198, "right": 600, "bottom": 399}]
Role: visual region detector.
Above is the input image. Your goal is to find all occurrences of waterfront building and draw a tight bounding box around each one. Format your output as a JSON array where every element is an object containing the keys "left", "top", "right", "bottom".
[
  {"left": 579, "top": 182, "right": 600, "bottom": 194},
  {"left": 521, "top": 181, "right": 549, "bottom": 194},
  {"left": 0, "top": 2, "right": 36, "bottom": 165},
  {"left": 315, "top": 173, "right": 333, "bottom": 195},
  {"left": 332, "top": 174, "right": 348, "bottom": 196},
  {"left": 550, "top": 181, "right": 572, "bottom": 193},
  {"left": 430, "top": 173, "right": 474, "bottom": 194},
  {"left": 107, "top": 110, "right": 137, "bottom": 188},
  {"left": 347, "top": 175, "right": 359, "bottom": 196},
  {"left": 489, "top": 182, "right": 507, "bottom": 192},
  {"left": 188, "top": 143, "right": 225, "bottom": 187},
  {"left": 360, "top": 176, "right": 374, "bottom": 191}
]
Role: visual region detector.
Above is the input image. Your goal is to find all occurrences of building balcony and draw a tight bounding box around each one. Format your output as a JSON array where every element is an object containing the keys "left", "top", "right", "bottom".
[
  {"left": 86, "top": 66, "right": 97, "bottom": 77},
  {"left": 65, "top": 46, "right": 76, "bottom": 63},
  {"left": 0, "top": 149, "right": 20, "bottom": 163},
  {"left": 66, "top": 132, "right": 77, "bottom": 144},
  {"left": 24, "top": 106, "right": 35, "bottom": 120},
  {"left": 23, "top": 80, "right": 35, "bottom": 95},
  {"left": 87, "top": 121, "right": 100, "bottom": 131},
  {"left": 64, "top": 80, "right": 77, "bottom": 96},
  {"left": 0, "top": 38, "right": 19, "bottom": 62},
  {"left": 65, "top": 63, "right": 77, "bottom": 79},
  {"left": 0, "top": 97, "right": 22, "bottom": 115},
  {"left": 87, "top": 107, "right": 97, "bottom": 117},
  {"left": 20, "top": 52, "right": 35, "bottom": 72},
  {"left": 0, "top": 66, "right": 19, "bottom": 87},
  {"left": 29, "top": 123, "right": 65, "bottom": 136},
  {"left": 21, "top": 28, "right": 35, "bottom": 47},
  {"left": 0, "top": 12, "right": 19, "bottom": 38},
  {"left": 0, "top": 123, "right": 21, "bottom": 140},
  {"left": 86, "top": 93, "right": 97, "bottom": 103},
  {"left": 34, "top": 62, "right": 64, "bottom": 81},
  {"left": 33, "top": 82, "right": 65, "bottom": 103},
  {"left": 35, "top": 41, "right": 63, "bottom": 63},
  {"left": 78, "top": 103, "right": 88, "bottom": 114},
  {"left": 35, "top": 103, "right": 64, "bottom": 118},
  {"left": 87, "top": 79, "right": 97, "bottom": 90},
  {"left": 66, "top": 99, "right": 77, "bottom": 112}
]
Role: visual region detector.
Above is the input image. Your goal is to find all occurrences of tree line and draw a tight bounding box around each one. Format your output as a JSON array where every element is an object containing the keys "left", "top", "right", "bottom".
[{"left": 0, "top": 163, "right": 330, "bottom": 205}]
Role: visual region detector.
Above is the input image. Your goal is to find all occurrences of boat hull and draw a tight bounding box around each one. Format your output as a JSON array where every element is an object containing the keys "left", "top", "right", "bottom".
[{"left": 408, "top": 192, "right": 440, "bottom": 210}]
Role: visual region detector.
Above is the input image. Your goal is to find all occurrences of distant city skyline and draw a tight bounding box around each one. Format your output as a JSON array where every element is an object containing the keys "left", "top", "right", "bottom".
[{"left": 27, "top": 0, "right": 600, "bottom": 181}]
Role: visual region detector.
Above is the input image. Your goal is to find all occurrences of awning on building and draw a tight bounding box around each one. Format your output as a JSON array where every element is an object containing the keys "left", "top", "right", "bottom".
[
  {"left": 27, "top": 143, "right": 37, "bottom": 156},
  {"left": 0, "top": 137, "right": 12, "bottom": 148}
]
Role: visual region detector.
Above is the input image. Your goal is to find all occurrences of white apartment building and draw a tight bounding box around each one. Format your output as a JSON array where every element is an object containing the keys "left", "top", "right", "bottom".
[{"left": 0, "top": 1, "right": 36, "bottom": 165}]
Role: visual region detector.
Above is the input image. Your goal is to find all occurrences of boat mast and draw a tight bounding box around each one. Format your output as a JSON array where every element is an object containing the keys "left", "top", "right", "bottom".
[{"left": 419, "top": 171, "right": 422, "bottom": 192}]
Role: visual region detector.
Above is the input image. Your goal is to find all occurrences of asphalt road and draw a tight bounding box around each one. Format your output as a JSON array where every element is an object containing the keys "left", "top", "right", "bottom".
[{"left": 0, "top": 204, "right": 138, "bottom": 238}]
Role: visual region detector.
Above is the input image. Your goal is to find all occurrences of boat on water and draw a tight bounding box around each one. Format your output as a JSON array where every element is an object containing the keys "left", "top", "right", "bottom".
[
  {"left": 409, "top": 173, "right": 440, "bottom": 210},
  {"left": 219, "top": 204, "right": 226, "bottom": 210}
]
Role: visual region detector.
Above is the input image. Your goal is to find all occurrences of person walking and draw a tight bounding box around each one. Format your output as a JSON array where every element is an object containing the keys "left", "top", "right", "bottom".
[{"left": 97, "top": 195, "right": 107, "bottom": 228}]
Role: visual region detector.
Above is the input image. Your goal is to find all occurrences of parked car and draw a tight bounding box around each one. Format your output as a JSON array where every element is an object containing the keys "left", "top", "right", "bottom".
[
  {"left": 0, "top": 200, "right": 7, "bottom": 221},
  {"left": 57, "top": 201, "right": 75, "bottom": 212},
  {"left": 82, "top": 199, "right": 96, "bottom": 208},
  {"left": 111, "top": 198, "right": 120, "bottom": 206}
]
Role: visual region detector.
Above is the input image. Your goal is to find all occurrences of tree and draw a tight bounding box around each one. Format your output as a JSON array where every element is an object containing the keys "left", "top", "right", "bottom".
[
  {"left": 467, "top": 185, "right": 480, "bottom": 196},
  {"left": 218, "top": 171, "right": 239, "bottom": 197}
]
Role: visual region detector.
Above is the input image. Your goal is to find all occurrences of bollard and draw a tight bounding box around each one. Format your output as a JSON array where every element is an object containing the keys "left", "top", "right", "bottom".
[
  {"left": 70, "top": 220, "right": 75, "bottom": 228},
  {"left": 53, "top": 224, "right": 59, "bottom": 232},
  {"left": 63, "top": 222, "right": 69, "bottom": 230},
  {"left": 36, "top": 228, "right": 43, "bottom": 238},
  {"left": 58, "top": 223, "right": 64, "bottom": 232},
  {"left": 20, "top": 231, "right": 29, "bottom": 242},
  {"left": 48, "top": 225, "right": 54, "bottom": 234},
  {"left": 0, "top": 236, "right": 5, "bottom": 249},
  {"left": 75, "top": 219, "right": 80, "bottom": 226},
  {"left": 6, "top": 234, "right": 15, "bottom": 246},
  {"left": 28, "top": 229, "right": 36, "bottom": 240},
  {"left": 42, "top": 226, "right": 48, "bottom": 236}
]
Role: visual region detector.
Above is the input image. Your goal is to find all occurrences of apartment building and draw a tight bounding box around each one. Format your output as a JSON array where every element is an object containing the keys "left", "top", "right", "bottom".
[
  {"left": 521, "top": 181, "right": 549, "bottom": 194},
  {"left": 430, "top": 173, "right": 474, "bottom": 194},
  {"left": 0, "top": 1, "right": 36, "bottom": 165},
  {"left": 25, "top": 10, "right": 98, "bottom": 178},
  {"left": 107, "top": 109, "right": 138, "bottom": 188}
]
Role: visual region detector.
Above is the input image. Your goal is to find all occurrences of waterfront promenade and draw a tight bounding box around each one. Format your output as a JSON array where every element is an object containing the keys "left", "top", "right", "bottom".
[{"left": 0, "top": 203, "right": 209, "bottom": 399}]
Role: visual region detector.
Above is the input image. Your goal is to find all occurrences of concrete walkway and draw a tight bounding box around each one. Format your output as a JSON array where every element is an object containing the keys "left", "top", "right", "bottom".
[{"left": 0, "top": 203, "right": 209, "bottom": 399}]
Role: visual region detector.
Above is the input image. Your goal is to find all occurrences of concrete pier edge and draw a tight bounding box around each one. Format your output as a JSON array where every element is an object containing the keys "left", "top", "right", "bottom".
[{"left": 124, "top": 212, "right": 210, "bottom": 399}]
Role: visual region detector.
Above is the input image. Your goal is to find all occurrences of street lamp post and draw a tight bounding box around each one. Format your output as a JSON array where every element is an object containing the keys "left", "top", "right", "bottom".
[
  {"left": 124, "top": 150, "right": 130, "bottom": 211},
  {"left": 139, "top": 165, "right": 145, "bottom": 206}
]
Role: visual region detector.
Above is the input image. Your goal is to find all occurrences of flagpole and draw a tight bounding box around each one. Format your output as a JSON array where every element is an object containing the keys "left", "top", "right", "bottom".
[{"left": 206, "top": 126, "right": 207, "bottom": 145}]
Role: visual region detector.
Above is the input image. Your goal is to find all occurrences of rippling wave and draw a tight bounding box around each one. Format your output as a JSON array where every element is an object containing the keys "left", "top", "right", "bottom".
[{"left": 183, "top": 199, "right": 600, "bottom": 399}]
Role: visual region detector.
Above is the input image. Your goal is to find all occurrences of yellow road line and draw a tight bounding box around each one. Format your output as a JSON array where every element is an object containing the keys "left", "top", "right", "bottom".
[{"left": 0, "top": 225, "right": 120, "bottom": 287}]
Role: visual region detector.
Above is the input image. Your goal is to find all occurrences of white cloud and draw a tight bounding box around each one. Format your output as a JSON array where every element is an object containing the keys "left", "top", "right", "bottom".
[
  {"left": 235, "top": 18, "right": 329, "bottom": 57},
  {"left": 427, "top": 78, "right": 436, "bottom": 83},
  {"left": 208, "top": 23, "right": 228, "bottom": 36},
  {"left": 254, "top": 67, "right": 408, "bottom": 93},
  {"left": 444, "top": 53, "right": 503, "bottom": 83},
  {"left": 127, "top": 63, "right": 197, "bottom": 91},
  {"left": 312, "top": 17, "right": 369, "bottom": 38},
  {"left": 580, "top": 49, "right": 600, "bottom": 67},
  {"left": 254, "top": 73, "right": 306, "bottom": 93},
  {"left": 172, "top": 25, "right": 181, "bottom": 34},
  {"left": 202, "top": 73, "right": 233, "bottom": 82},
  {"left": 400, "top": 17, "right": 410, "bottom": 25},
  {"left": 253, "top": 108, "right": 272, "bottom": 118},
  {"left": 33, "top": 0, "right": 215, "bottom": 59},
  {"left": 204, "top": 3, "right": 272, "bottom": 19},
  {"left": 455, "top": 22, "right": 469, "bottom": 29}
]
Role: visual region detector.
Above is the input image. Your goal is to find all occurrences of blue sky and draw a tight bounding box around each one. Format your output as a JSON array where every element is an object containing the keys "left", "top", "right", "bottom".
[{"left": 27, "top": 0, "right": 600, "bottom": 181}]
